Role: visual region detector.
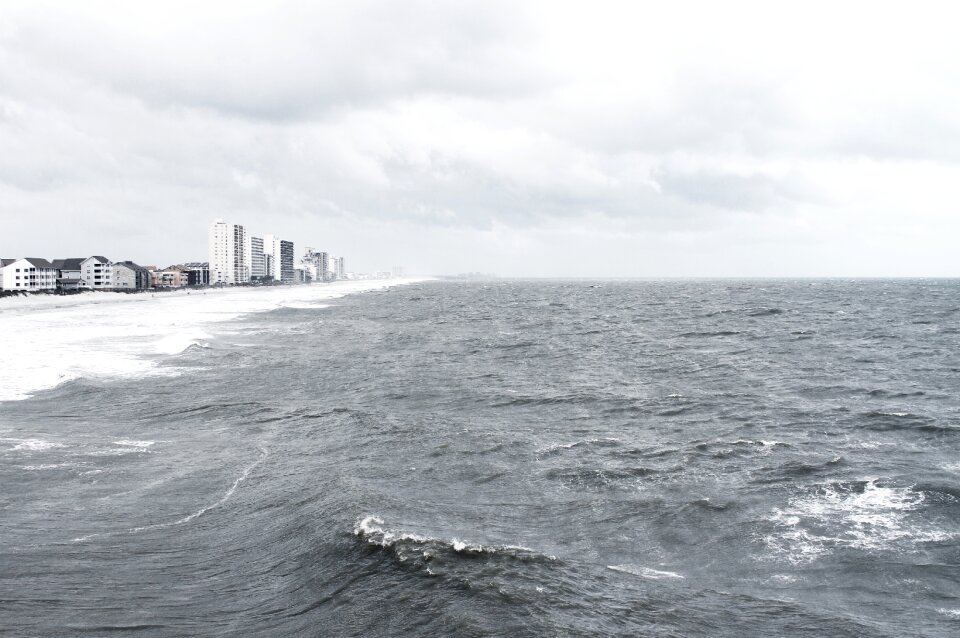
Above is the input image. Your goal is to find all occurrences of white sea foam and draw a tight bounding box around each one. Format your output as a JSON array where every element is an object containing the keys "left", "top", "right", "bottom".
[
  {"left": 354, "top": 515, "right": 551, "bottom": 560},
  {"left": 607, "top": 564, "right": 684, "bottom": 580},
  {"left": 72, "top": 446, "right": 269, "bottom": 542},
  {"left": 538, "top": 437, "right": 620, "bottom": 454},
  {"left": 169, "top": 447, "right": 266, "bottom": 526},
  {"left": 154, "top": 331, "right": 212, "bottom": 355},
  {"left": 765, "top": 479, "right": 951, "bottom": 563},
  {"left": 8, "top": 438, "right": 64, "bottom": 451},
  {"left": 938, "top": 608, "right": 960, "bottom": 618},
  {"left": 0, "top": 279, "right": 427, "bottom": 402},
  {"left": 112, "top": 440, "right": 157, "bottom": 449},
  {"left": 279, "top": 302, "right": 331, "bottom": 310}
]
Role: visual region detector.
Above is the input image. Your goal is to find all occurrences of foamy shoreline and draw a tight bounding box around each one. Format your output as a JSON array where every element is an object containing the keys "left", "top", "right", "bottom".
[
  {"left": 0, "top": 280, "right": 424, "bottom": 316},
  {"left": 0, "top": 278, "right": 430, "bottom": 401}
]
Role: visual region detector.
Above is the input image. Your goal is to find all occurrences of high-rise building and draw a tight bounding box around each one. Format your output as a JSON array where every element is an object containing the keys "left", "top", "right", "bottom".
[
  {"left": 331, "top": 256, "right": 345, "bottom": 280},
  {"left": 277, "top": 239, "right": 294, "bottom": 284},
  {"left": 245, "top": 235, "right": 266, "bottom": 281},
  {"left": 302, "top": 247, "right": 329, "bottom": 282},
  {"left": 209, "top": 219, "right": 248, "bottom": 285},
  {"left": 264, "top": 254, "right": 274, "bottom": 281},
  {"left": 264, "top": 234, "right": 295, "bottom": 284}
]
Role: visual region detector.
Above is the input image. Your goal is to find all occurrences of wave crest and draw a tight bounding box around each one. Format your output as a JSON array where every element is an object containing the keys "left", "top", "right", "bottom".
[{"left": 354, "top": 516, "right": 556, "bottom": 570}]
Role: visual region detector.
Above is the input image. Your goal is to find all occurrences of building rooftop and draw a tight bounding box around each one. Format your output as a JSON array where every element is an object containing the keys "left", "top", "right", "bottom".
[
  {"left": 22, "top": 258, "right": 55, "bottom": 269},
  {"left": 114, "top": 260, "right": 147, "bottom": 270},
  {"left": 51, "top": 258, "right": 86, "bottom": 270}
]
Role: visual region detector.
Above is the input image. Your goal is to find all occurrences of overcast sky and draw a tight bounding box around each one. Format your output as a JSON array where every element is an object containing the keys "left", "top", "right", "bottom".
[{"left": 2, "top": 1, "right": 958, "bottom": 276}]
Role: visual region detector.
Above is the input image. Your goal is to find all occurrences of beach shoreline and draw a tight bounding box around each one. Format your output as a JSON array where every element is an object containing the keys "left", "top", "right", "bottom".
[
  {"left": 0, "top": 277, "right": 430, "bottom": 402},
  {"left": 0, "top": 279, "right": 425, "bottom": 316}
]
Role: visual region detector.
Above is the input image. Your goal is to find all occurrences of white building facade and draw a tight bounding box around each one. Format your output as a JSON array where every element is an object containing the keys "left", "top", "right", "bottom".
[
  {"left": 331, "top": 256, "right": 345, "bottom": 280},
  {"left": 264, "top": 235, "right": 295, "bottom": 284},
  {"left": 80, "top": 256, "right": 112, "bottom": 290},
  {"left": 0, "top": 258, "right": 57, "bottom": 291},
  {"left": 302, "top": 248, "right": 329, "bottom": 282},
  {"left": 209, "top": 219, "right": 248, "bottom": 285},
  {"left": 245, "top": 235, "right": 266, "bottom": 281}
]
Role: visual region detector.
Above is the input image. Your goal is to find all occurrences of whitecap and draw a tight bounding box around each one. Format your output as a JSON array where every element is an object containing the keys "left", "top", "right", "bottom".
[
  {"left": 112, "top": 440, "right": 156, "bottom": 449},
  {"left": 154, "top": 331, "right": 212, "bottom": 355},
  {"left": 354, "top": 515, "right": 554, "bottom": 561},
  {"left": 607, "top": 564, "right": 684, "bottom": 580},
  {"left": 9, "top": 439, "right": 64, "bottom": 451},
  {"left": 538, "top": 437, "right": 620, "bottom": 454},
  {"left": 764, "top": 479, "right": 952, "bottom": 563}
]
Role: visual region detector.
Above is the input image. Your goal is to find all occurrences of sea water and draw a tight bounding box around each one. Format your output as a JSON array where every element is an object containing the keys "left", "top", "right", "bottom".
[{"left": 1, "top": 279, "right": 958, "bottom": 636}]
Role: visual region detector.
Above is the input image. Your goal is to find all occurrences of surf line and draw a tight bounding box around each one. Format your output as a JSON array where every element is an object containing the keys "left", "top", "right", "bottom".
[{"left": 71, "top": 447, "right": 268, "bottom": 542}]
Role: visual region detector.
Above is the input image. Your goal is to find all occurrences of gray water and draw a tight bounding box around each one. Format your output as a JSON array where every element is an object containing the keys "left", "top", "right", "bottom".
[{"left": 2, "top": 279, "right": 960, "bottom": 636}]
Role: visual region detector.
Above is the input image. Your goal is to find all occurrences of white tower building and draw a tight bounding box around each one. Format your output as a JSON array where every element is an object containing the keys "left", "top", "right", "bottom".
[
  {"left": 209, "top": 219, "right": 248, "bottom": 285},
  {"left": 264, "top": 234, "right": 295, "bottom": 284},
  {"left": 331, "top": 256, "right": 345, "bottom": 280},
  {"left": 245, "top": 235, "right": 266, "bottom": 281}
]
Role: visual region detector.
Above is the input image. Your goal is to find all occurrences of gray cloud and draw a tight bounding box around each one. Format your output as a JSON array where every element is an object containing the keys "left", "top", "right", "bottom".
[
  {"left": 652, "top": 166, "right": 810, "bottom": 213},
  {"left": 8, "top": 1, "right": 553, "bottom": 120},
  {"left": 1, "top": 1, "right": 958, "bottom": 276}
]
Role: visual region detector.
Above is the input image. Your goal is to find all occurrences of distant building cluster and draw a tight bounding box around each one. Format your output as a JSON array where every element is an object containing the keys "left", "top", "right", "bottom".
[
  {"left": 0, "top": 219, "right": 397, "bottom": 295},
  {"left": 0, "top": 256, "right": 209, "bottom": 294},
  {"left": 208, "top": 219, "right": 349, "bottom": 285}
]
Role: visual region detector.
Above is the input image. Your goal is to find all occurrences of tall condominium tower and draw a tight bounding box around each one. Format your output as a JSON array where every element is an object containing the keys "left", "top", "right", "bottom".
[
  {"left": 245, "top": 235, "right": 266, "bottom": 281},
  {"left": 303, "top": 247, "right": 330, "bottom": 282},
  {"left": 209, "top": 219, "right": 249, "bottom": 285},
  {"left": 263, "top": 234, "right": 295, "bottom": 284},
  {"left": 331, "top": 256, "right": 345, "bottom": 280}
]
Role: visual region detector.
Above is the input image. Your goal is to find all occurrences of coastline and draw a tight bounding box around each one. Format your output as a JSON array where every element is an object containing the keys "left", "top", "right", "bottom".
[
  {"left": 0, "top": 277, "right": 430, "bottom": 402},
  {"left": 0, "top": 280, "right": 423, "bottom": 316}
]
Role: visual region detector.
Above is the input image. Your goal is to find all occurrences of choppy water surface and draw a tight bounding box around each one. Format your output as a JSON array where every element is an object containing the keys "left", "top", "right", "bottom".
[{"left": 2, "top": 279, "right": 960, "bottom": 636}]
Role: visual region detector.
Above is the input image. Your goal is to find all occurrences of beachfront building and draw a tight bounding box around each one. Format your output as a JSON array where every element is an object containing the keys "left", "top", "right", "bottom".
[
  {"left": 79, "top": 256, "right": 112, "bottom": 290},
  {"left": 209, "top": 219, "right": 248, "bottom": 285},
  {"left": 245, "top": 236, "right": 267, "bottom": 281},
  {"left": 0, "top": 259, "right": 13, "bottom": 289},
  {"left": 264, "top": 235, "right": 295, "bottom": 284},
  {"left": 113, "top": 261, "right": 152, "bottom": 291},
  {"left": 150, "top": 265, "right": 190, "bottom": 288},
  {"left": 263, "top": 254, "right": 274, "bottom": 282},
  {"left": 303, "top": 248, "right": 329, "bottom": 282},
  {"left": 331, "top": 256, "right": 345, "bottom": 281},
  {"left": 0, "top": 258, "right": 58, "bottom": 291},
  {"left": 50, "top": 258, "right": 85, "bottom": 293},
  {"left": 182, "top": 262, "right": 210, "bottom": 286}
]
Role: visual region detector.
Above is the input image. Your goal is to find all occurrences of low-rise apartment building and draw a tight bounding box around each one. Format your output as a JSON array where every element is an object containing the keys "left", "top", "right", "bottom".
[
  {"left": 80, "top": 256, "right": 112, "bottom": 290},
  {"left": 0, "top": 258, "right": 58, "bottom": 291},
  {"left": 113, "top": 261, "right": 152, "bottom": 290},
  {"left": 50, "top": 258, "right": 85, "bottom": 292}
]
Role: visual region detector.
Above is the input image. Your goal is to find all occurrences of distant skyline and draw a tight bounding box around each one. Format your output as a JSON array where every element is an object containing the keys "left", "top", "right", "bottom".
[{"left": 2, "top": 1, "right": 959, "bottom": 276}]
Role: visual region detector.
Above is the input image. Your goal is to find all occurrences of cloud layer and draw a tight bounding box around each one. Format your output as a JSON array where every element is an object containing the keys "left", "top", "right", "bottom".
[{"left": 1, "top": 0, "right": 959, "bottom": 275}]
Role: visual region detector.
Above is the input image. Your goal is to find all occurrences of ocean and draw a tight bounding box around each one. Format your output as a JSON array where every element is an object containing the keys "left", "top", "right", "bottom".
[{"left": 2, "top": 279, "right": 959, "bottom": 636}]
